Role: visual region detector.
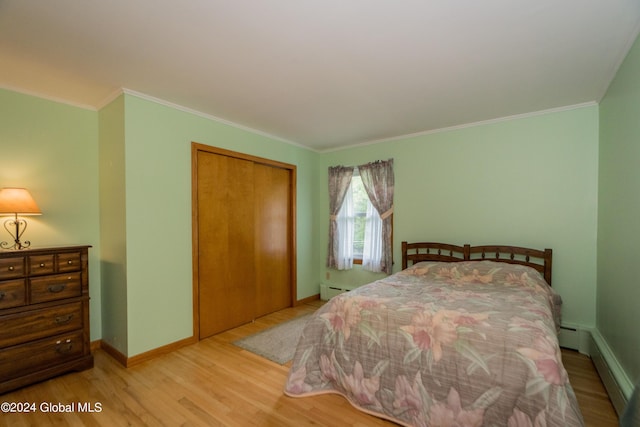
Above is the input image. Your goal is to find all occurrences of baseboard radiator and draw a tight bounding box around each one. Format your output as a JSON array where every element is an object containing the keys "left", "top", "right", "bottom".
[
  {"left": 589, "top": 330, "right": 632, "bottom": 416},
  {"left": 320, "top": 283, "right": 355, "bottom": 300},
  {"left": 558, "top": 324, "right": 631, "bottom": 416}
]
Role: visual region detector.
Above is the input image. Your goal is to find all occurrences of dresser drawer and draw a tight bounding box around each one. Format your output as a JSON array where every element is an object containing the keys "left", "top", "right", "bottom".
[
  {"left": 29, "top": 254, "right": 56, "bottom": 276},
  {"left": 30, "top": 272, "right": 81, "bottom": 303},
  {"left": 0, "top": 302, "right": 83, "bottom": 349},
  {"left": 0, "top": 279, "right": 26, "bottom": 309},
  {"left": 0, "top": 257, "right": 25, "bottom": 280},
  {"left": 57, "top": 252, "right": 82, "bottom": 273},
  {"left": 0, "top": 331, "right": 84, "bottom": 382}
]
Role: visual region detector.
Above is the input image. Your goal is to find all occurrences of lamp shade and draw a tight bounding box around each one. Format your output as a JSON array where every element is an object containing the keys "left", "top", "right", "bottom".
[{"left": 0, "top": 188, "right": 41, "bottom": 215}]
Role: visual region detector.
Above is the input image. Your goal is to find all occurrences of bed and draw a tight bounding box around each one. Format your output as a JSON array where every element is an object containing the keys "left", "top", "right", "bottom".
[{"left": 284, "top": 241, "right": 584, "bottom": 426}]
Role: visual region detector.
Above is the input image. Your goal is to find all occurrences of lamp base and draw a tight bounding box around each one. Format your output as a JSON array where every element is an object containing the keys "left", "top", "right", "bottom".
[
  {"left": 1, "top": 216, "right": 31, "bottom": 250},
  {"left": 0, "top": 241, "right": 31, "bottom": 250}
]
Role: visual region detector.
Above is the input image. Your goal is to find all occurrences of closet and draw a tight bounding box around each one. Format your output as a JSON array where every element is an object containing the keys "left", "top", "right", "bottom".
[{"left": 192, "top": 143, "right": 296, "bottom": 339}]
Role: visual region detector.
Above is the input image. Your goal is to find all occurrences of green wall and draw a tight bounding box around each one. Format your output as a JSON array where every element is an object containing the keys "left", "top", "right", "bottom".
[
  {"left": 5, "top": 77, "right": 631, "bottom": 385},
  {"left": 98, "top": 95, "right": 128, "bottom": 354},
  {"left": 0, "top": 87, "right": 602, "bottom": 359},
  {"left": 0, "top": 89, "right": 321, "bottom": 358},
  {"left": 0, "top": 88, "right": 102, "bottom": 338},
  {"left": 320, "top": 106, "right": 600, "bottom": 328},
  {"left": 118, "top": 94, "right": 319, "bottom": 356},
  {"left": 598, "top": 32, "right": 640, "bottom": 386}
]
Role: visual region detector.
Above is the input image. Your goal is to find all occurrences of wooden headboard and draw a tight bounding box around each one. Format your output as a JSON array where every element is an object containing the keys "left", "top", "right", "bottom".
[{"left": 401, "top": 241, "right": 553, "bottom": 285}]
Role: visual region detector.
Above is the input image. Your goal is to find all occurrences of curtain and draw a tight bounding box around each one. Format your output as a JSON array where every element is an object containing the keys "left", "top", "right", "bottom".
[
  {"left": 362, "top": 200, "right": 382, "bottom": 272},
  {"left": 327, "top": 165, "right": 354, "bottom": 270},
  {"left": 336, "top": 184, "right": 354, "bottom": 269},
  {"left": 359, "top": 159, "right": 394, "bottom": 274}
]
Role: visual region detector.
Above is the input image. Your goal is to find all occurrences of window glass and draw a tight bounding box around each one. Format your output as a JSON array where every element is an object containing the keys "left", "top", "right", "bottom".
[{"left": 351, "top": 174, "right": 368, "bottom": 260}]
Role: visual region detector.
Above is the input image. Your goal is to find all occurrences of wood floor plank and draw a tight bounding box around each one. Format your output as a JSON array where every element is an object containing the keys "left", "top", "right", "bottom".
[{"left": 0, "top": 300, "right": 619, "bottom": 426}]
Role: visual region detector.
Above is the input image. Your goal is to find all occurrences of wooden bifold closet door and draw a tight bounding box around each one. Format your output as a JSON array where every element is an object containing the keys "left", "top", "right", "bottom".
[
  {"left": 253, "top": 163, "right": 293, "bottom": 318},
  {"left": 193, "top": 144, "right": 296, "bottom": 339}
]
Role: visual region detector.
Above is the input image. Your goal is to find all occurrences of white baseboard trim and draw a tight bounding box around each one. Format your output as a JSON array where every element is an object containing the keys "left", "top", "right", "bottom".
[{"left": 588, "top": 328, "right": 633, "bottom": 416}]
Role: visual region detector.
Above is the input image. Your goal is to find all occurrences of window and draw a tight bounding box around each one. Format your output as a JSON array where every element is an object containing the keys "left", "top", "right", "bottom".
[
  {"left": 334, "top": 168, "right": 387, "bottom": 270},
  {"left": 328, "top": 159, "right": 394, "bottom": 274},
  {"left": 347, "top": 170, "right": 375, "bottom": 263}
]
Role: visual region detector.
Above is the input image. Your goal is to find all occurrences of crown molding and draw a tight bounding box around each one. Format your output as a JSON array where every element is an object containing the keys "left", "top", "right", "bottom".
[
  {"left": 3, "top": 84, "right": 599, "bottom": 155},
  {"left": 596, "top": 20, "right": 640, "bottom": 102},
  {"left": 95, "top": 88, "right": 125, "bottom": 110},
  {"left": 319, "top": 101, "right": 599, "bottom": 153},
  {"left": 0, "top": 84, "right": 98, "bottom": 111},
  {"left": 119, "top": 88, "right": 314, "bottom": 152}
]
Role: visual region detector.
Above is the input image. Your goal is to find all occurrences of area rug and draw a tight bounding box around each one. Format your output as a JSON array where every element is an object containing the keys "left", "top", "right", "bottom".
[{"left": 233, "top": 314, "right": 311, "bottom": 365}]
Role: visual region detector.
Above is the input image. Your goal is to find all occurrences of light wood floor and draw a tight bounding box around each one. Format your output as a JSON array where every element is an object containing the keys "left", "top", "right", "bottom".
[{"left": 0, "top": 300, "right": 618, "bottom": 426}]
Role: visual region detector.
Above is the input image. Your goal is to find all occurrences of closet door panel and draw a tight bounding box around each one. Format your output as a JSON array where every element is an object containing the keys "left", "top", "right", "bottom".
[
  {"left": 197, "top": 152, "right": 255, "bottom": 338},
  {"left": 254, "top": 163, "right": 292, "bottom": 317}
]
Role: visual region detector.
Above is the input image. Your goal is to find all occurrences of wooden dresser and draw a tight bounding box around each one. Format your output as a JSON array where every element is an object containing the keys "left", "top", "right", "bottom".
[{"left": 0, "top": 246, "right": 93, "bottom": 394}]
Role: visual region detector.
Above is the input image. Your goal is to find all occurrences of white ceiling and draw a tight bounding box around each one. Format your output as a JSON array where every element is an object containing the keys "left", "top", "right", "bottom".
[{"left": 1, "top": 1, "right": 639, "bottom": 151}]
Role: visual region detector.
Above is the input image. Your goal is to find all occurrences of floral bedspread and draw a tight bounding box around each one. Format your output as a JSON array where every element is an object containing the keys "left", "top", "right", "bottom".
[{"left": 284, "top": 261, "right": 584, "bottom": 426}]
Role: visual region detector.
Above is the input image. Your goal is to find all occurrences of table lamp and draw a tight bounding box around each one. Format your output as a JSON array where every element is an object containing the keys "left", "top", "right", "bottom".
[{"left": 0, "top": 187, "right": 42, "bottom": 250}]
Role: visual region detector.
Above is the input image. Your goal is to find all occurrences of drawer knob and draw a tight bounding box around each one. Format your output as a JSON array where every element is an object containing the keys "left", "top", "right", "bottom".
[
  {"left": 67, "top": 260, "right": 73, "bottom": 265},
  {"left": 55, "top": 339, "right": 73, "bottom": 354},
  {"left": 8, "top": 266, "right": 14, "bottom": 271},
  {"left": 55, "top": 314, "right": 74, "bottom": 324},
  {"left": 40, "top": 263, "right": 45, "bottom": 267},
  {"left": 48, "top": 284, "right": 66, "bottom": 293}
]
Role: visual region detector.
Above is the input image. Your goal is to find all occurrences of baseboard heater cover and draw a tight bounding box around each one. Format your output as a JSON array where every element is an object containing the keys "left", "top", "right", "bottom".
[
  {"left": 320, "top": 283, "right": 356, "bottom": 300},
  {"left": 559, "top": 325, "right": 631, "bottom": 416},
  {"left": 589, "top": 331, "right": 631, "bottom": 416}
]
